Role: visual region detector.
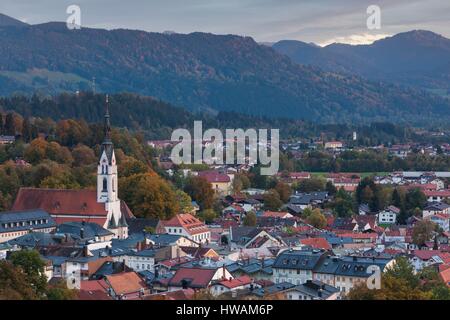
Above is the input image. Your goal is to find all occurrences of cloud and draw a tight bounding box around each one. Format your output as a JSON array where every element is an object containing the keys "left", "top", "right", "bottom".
[{"left": 318, "top": 33, "right": 392, "bottom": 47}]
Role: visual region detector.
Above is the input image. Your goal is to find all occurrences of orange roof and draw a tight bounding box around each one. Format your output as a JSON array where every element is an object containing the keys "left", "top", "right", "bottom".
[
  {"left": 261, "top": 211, "right": 291, "bottom": 219},
  {"left": 79, "top": 280, "right": 111, "bottom": 300},
  {"left": 164, "top": 213, "right": 209, "bottom": 235},
  {"left": 105, "top": 272, "right": 146, "bottom": 295},
  {"left": 300, "top": 237, "right": 332, "bottom": 250},
  {"left": 440, "top": 267, "right": 450, "bottom": 287},
  {"left": 217, "top": 275, "right": 252, "bottom": 289},
  {"left": 169, "top": 267, "right": 218, "bottom": 288}
]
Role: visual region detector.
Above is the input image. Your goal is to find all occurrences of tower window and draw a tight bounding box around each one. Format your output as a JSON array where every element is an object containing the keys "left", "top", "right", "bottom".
[
  {"left": 102, "top": 178, "right": 107, "bottom": 192},
  {"left": 112, "top": 178, "right": 116, "bottom": 192}
]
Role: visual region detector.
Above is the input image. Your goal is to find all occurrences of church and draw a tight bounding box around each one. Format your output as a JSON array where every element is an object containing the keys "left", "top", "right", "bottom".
[{"left": 12, "top": 96, "right": 131, "bottom": 239}]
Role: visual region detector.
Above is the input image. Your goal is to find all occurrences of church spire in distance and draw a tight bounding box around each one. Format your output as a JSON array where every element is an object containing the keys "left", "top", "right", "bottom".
[{"left": 104, "top": 94, "right": 112, "bottom": 143}]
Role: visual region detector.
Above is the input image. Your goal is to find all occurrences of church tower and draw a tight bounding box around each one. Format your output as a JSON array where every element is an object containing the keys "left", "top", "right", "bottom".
[
  {"left": 97, "top": 95, "right": 118, "bottom": 203},
  {"left": 97, "top": 95, "right": 128, "bottom": 239}
]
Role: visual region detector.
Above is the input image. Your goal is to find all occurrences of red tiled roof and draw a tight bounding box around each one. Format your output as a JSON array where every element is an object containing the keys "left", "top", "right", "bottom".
[
  {"left": 146, "top": 288, "right": 195, "bottom": 300},
  {"left": 198, "top": 171, "right": 231, "bottom": 183},
  {"left": 439, "top": 267, "right": 450, "bottom": 287},
  {"left": 12, "top": 187, "right": 135, "bottom": 226},
  {"left": 413, "top": 250, "right": 442, "bottom": 261},
  {"left": 163, "top": 213, "right": 209, "bottom": 235},
  {"left": 424, "top": 190, "right": 450, "bottom": 197},
  {"left": 169, "top": 267, "right": 219, "bottom": 288},
  {"left": 12, "top": 188, "right": 108, "bottom": 216},
  {"left": 339, "top": 233, "right": 378, "bottom": 240},
  {"left": 79, "top": 280, "right": 111, "bottom": 300},
  {"left": 216, "top": 275, "right": 252, "bottom": 289},
  {"left": 300, "top": 237, "right": 332, "bottom": 250},
  {"left": 105, "top": 272, "right": 146, "bottom": 295}
]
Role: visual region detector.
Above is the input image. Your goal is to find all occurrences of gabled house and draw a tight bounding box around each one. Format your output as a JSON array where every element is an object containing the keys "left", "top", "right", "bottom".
[{"left": 168, "top": 266, "right": 232, "bottom": 291}]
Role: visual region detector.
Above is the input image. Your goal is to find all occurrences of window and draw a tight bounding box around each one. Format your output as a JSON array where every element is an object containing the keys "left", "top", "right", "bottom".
[{"left": 102, "top": 178, "right": 107, "bottom": 191}]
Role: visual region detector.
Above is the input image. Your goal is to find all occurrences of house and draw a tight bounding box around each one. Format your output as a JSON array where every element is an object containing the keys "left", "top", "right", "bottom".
[
  {"left": 162, "top": 213, "right": 210, "bottom": 244},
  {"left": 358, "top": 204, "right": 371, "bottom": 216},
  {"left": 260, "top": 211, "right": 293, "bottom": 219},
  {"left": 56, "top": 221, "right": 115, "bottom": 246},
  {"left": 209, "top": 275, "right": 253, "bottom": 297},
  {"left": 78, "top": 279, "right": 112, "bottom": 300},
  {"left": 423, "top": 202, "right": 450, "bottom": 219},
  {"left": 439, "top": 267, "right": 450, "bottom": 288},
  {"left": 179, "top": 246, "right": 219, "bottom": 260},
  {"left": 250, "top": 282, "right": 295, "bottom": 299},
  {"left": 0, "top": 209, "right": 56, "bottom": 243},
  {"left": 300, "top": 238, "right": 332, "bottom": 251},
  {"left": 11, "top": 103, "right": 131, "bottom": 239},
  {"left": 313, "top": 255, "right": 395, "bottom": 295},
  {"left": 423, "top": 190, "right": 450, "bottom": 203},
  {"left": 378, "top": 206, "right": 400, "bottom": 224},
  {"left": 244, "top": 230, "right": 285, "bottom": 249},
  {"left": 289, "top": 192, "right": 329, "bottom": 209},
  {"left": 272, "top": 249, "right": 328, "bottom": 285},
  {"left": 283, "top": 279, "right": 339, "bottom": 300},
  {"left": 198, "top": 170, "right": 233, "bottom": 195},
  {"left": 226, "top": 258, "right": 274, "bottom": 281},
  {"left": 429, "top": 214, "right": 450, "bottom": 232},
  {"left": 324, "top": 141, "right": 343, "bottom": 150},
  {"left": 168, "top": 266, "right": 232, "bottom": 291},
  {"left": 104, "top": 271, "right": 149, "bottom": 299},
  {"left": 0, "top": 135, "right": 15, "bottom": 145},
  {"left": 410, "top": 250, "right": 447, "bottom": 272},
  {"left": 123, "top": 248, "right": 157, "bottom": 273}
]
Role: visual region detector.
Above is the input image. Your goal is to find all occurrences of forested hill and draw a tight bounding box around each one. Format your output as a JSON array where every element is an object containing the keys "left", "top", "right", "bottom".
[
  {"left": 0, "top": 92, "right": 442, "bottom": 145},
  {"left": 0, "top": 19, "right": 449, "bottom": 123}
]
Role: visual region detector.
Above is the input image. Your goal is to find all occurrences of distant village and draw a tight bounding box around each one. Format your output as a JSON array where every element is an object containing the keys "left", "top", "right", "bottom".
[{"left": 1, "top": 116, "right": 450, "bottom": 301}]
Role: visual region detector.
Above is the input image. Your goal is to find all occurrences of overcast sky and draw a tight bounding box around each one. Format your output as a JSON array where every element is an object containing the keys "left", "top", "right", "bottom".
[{"left": 1, "top": 0, "right": 449, "bottom": 45}]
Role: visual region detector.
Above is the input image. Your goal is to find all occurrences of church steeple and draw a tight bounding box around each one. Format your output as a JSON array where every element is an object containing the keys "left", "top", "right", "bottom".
[
  {"left": 97, "top": 95, "right": 118, "bottom": 203},
  {"left": 100, "top": 95, "right": 114, "bottom": 165},
  {"left": 104, "top": 94, "right": 112, "bottom": 142}
]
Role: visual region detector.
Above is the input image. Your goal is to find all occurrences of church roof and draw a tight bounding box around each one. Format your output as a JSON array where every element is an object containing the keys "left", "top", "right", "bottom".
[{"left": 11, "top": 188, "right": 133, "bottom": 228}]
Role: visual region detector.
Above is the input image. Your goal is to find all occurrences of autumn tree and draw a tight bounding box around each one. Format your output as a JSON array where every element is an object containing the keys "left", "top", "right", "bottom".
[
  {"left": 119, "top": 173, "right": 179, "bottom": 219},
  {"left": 274, "top": 181, "right": 292, "bottom": 203},
  {"left": 306, "top": 208, "right": 327, "bottom": 229},
  {"left": 0, "top": 260, "right": 37, "bottom": 300},
  {"left": 9, "top": 250, "right": 48, "bottom": 298},
  {"left": 184, "top": 176, "right": 215, "bottom": 210},
  {"left": 263, "top": 189, "right": 282, "bottom": 211},
  {"left": 412, "top": 220, "right": 438, "bottom": 248},
  {"left": 243, "top": 211, "right": 257, "bottom": 226}
]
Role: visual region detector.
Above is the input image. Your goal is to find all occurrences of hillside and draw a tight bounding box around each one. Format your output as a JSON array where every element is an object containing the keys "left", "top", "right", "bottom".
[
  {"left": 0, "top": 18, "right": 449, "bottom": 123},
  {"left": 273, "top": 30, "right": 450, "bottom": 95}
]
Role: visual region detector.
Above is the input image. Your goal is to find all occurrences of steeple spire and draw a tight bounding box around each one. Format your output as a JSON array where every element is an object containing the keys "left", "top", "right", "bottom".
[{"left": 104, "top": 94, "right": 112, "bottom": 142}]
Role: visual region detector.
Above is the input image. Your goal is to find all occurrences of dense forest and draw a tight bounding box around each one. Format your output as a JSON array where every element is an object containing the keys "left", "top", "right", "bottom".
[{"left": 1, "top": 92, "right": 448, "bottom": 144}]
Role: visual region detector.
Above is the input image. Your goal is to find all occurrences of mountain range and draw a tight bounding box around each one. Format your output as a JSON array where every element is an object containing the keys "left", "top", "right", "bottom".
[
  {"left": 272, "top": 30, "right": 450, "bottom": 96},
  {"left": 0, "top": 14, "right": 449, "bottom": 124}
]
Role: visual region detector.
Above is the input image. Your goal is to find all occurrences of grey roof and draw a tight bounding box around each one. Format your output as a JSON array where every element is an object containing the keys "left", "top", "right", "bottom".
[
  {"left": 291, "top": 280, "right": 339, "bottom": 299},
  {"left": 313, "top": 255, "right": 392, "bottom": 277},
  {"left": 424, "top": 201, "right": 450, "bottom": 211},
  {"left": 0, "top": 209, "right": 55, "bottom": 233},
  {"left": 8, "top": 232, "right": 76, "bottom": 248},
  {"left": 252, "top": 282, "right": 295, "bottom": 297},
  {"left": 289, "top": 192, "right": 329, "bottom": 205},
  {"left": 230, "top": 226, "right": 260, "bottom": 243},
  {"left": 56, "top": 222, "right": 113, "bottom": 240},
  {"left": 273, "top": 249, "right": 326, "bottom": 270},
  {"left": 147, "top": 234, "right": 184, "bottom": 246}
]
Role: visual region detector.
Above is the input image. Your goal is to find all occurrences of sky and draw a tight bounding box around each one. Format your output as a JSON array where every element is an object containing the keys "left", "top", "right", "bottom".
[{"left": 1, "top": 0, "right": 449, "bottom": 46}]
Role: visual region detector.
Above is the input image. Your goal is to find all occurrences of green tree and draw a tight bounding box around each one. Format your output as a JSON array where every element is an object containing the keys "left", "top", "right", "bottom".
[
  {"left": 263, "top": 189, "right": 282, "bottom": 211},
  {"left": 243, "top": 211, "right": 257, "bottom": 226},
  {"left": 9, "top": 250, "right": 48, "bottom": 298},
  {"left": 306, "top": 209, "right": 327, "bottom": 229},
  {"left": 412, "top": 220, "right": 437, "bottom": 248}
]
